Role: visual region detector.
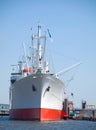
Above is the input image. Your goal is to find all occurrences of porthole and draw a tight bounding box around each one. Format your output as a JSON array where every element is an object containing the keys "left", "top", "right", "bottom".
[{"left": 32, "top": 85, "right": 36, "bottom": 91}]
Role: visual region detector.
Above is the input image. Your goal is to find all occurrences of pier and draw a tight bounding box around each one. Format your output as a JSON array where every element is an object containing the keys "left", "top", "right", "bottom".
[
  {"left": 0, "top": 104, "right": 9, "bottom": 116},
  {"left": 73, "top": 108, "right": 96, "bottom": 121}
]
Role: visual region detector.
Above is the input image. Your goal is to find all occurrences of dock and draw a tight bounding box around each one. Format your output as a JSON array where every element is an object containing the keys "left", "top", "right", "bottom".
[
  {"left": 0, "top": 104, "right": 9, "bottom": 116},
  {"left": 73, "top": 108, "right": 96, "bottom": 121}
]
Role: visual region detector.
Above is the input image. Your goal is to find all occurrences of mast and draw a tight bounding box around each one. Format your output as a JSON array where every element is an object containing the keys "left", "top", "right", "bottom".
[
  {"left": 37, "top": 24, "right": 42, "bottom": 69},
  {"left": 22, "top": 43, "right": 29, "bottom": 69},
  {"left": 31, "top": 24, "right": 47, "bottom": 73}
]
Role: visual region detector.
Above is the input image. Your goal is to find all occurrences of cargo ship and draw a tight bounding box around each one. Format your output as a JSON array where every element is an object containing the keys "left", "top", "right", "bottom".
[{"left": 9, "top": 24, "right": 79, "bottom": 121}]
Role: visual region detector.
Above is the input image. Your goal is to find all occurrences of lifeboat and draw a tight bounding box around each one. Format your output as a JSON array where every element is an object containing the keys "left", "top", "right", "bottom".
[{"left": 23, "top": 68, "right": 30, "bottom": 73}]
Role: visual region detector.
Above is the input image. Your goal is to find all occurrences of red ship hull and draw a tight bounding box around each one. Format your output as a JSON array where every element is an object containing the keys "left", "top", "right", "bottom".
[{"left": 10, "top": 108, "right": 67, "bottom": 121}]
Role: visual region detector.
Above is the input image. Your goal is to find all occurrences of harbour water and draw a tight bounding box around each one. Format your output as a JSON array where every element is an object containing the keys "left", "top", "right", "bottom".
[{"left": 0, "top": 117, "right": 96, "bottom": 130}]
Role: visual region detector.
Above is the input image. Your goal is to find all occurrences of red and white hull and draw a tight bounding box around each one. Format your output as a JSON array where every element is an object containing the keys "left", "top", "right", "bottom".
[{"left": 10, "top": 74, "right": 65, "bottom": 121}]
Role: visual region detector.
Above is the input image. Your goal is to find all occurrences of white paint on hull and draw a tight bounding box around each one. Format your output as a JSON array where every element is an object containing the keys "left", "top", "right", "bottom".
[{"left": 10, "top": 74, "right": 65, "bottom": 111}]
